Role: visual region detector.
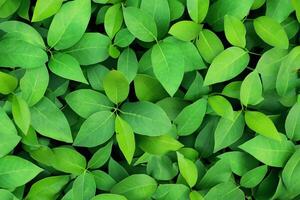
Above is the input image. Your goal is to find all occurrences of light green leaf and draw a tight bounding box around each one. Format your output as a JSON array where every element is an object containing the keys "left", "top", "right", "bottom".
[
  {"left": 115, "top": 116, "right": 135, "bottom": 164},
  {"left": 292, "top": 0, "right": 300, "bottom": 22},
  {"left": 196, "top": 29, "right": 224, "bottom": 63},
  {"left": 285, "top": 100, "right": 300, "bottom": 141},
  {"left": 0, "top": 71, "right": 17, "bottom": 95},
  {"left": 86, "top": 64, "right": 109, "bottom": 91},
  {"left": 120, "top": 101, "right": 172, "bottom": 136},
  {"left": 92, "top": 170, "right": 116, "bottom": 191},
  {"left": 52, "top": 146, "right": 86, "bottom": 175},
  {"left": 32, "top": 0, "right": 63, "bottom": 22},
  {"left": 123, "top": 6, "right": 157, "bottom": 42},
  {"left": 189, "top": 191, "right": 204, "bottom": 200},
  {"left": 245, "top": 111, "right": 281, "bottom": 141},
  {"left": 240, "top": 165, "right": 268, "bottom": 188},
  {"left": 72, "top": 172, "right": 96, "bottom": 200},
  {"left": 253, "top": 16, "right": 289, "bottom": 49},
  {"left": 0, "top": 189, "right": 18, "bottom": 200},
  {"left": 266, "top": 0, "right": 293, "bottom": 23},
  {"left": 208, "top": 95, "right": 234, "bottom": 120},
  {"left": 111, "top": 174, "right": 157, "bottom": 200},
  {"left": 30, "top": 97, "right": 73, "bottom": 143},
  {"left": 92, "top": 194, "right": 127, "bottom": 200},
  {"left": 26, "top": 175, "right": 70, "bottom": 200},
  {"left": 47, "top": 0, "right": 91, "bottom": 50},
  {"left": 65, "top": 89, "right": 114, "bottom": 119},
  {"left": 174, "top": 98, "right": 207, "bottom": 136},
  {"left": 12, "top": 95, "right": 30, "bottom": 134},
  {"left": 239, "top": 134, "right": 295, "bottom": 167},
  {"left": 214, "top": 111, "right": 245, "bottom": 152},
  {"left": 205, "top": 182, "right": 244, "bottom": 200},
  {"left": 138, "top": 135, "right": 183, "bottom": 155},
  {"left": 222, "top": 81, "right": 242, "bottom": 99},
  {"left": 88, "top": 141, "right": 113, "bottom": 169},
  {"left": 114, "top": 28, "right": 135, "bottom": 48},
  {"left": 169, "top": 20, "right": 201, "bottom": 41},
  {"left": 224, "top": 15, "right": 246, "bottom": 48},
  {"left": 74, "top": 111, "right": 115, "bottom": 147},
  {"left": 48, "top": 53, "right": 88, "bottom": 84},
  {"left": 0, "top": 155, "right": 43, "bottom": 189},
  {"left": 177, "top": 152, "right": 198, "bottom": 187},
  {"left": 64, "top": 33, "right": 110, "bottom": 65},
  {"left": 104, "top": 3, "right": 123, "bottom": 39},
  {"left": 151, "top": 42, "right": 184, "bottom": 96},
  {"left": 20, "top": 65, "right": 49, "bottom": 106},
  {"left": 187, "top": 0, "right": 209, "bottom": 23},
  {"left": 204, "top": 47, "right": 250, "bottom": 85},
  {"left": 117, "top": 48, "right": 138, "bottom": 82},
  {"left": 103, "top": 70, "right": 129, "bottom": 104},
  {"left": 0, "top": 0, "right": 21, "bottom": 18},
  {"left": 240, "top": 70, "right": 264, "bottom": 106}
]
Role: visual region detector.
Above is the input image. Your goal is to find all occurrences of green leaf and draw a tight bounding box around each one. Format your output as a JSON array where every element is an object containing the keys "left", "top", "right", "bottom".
[
  {"left": 169, "top": 21, "right": 201, "bottom": 41},
  {"left": 120, "top": 101, "right": 172, "bottom": 136},
  {"left": 88, "top": 141, "right": 113, "bottom": 169},
  {"left": 151, "top": 42, "right": 184, "bottom": 96},
  {"left": 208, "top": 95, "right": 234, "bottom": 120},
  {"left": 245, "top": 111, "right": 281, "bottom": 141},
  {"left": 222, "top": 81, "right": 242, "bottom": 99},
  {"left": 0, "top": 155, "right": 43, "bottom": 189},
  {"left": 239, "top": 135, "right": 295, "bottom": 167},
  {"left": 49, "top": 53, "right": 88, "bottom": 84},
  {"left": 115, "top": 116, "right": 135, "bottom": 164},
  {"left": 152, "top": 184, "right": 190, "bottom": 200},
  {"left": 108, "top": 157, "right": 129, "bottom": 182},
  {"left": 196, "top": 29, "right": 224, "bottom": 63},
  {"left": 26, "top": 175, "right": 70, "bottom": 200},
  {"left": 12, "top": 95, "right": 30, "bottom": 134},
  {"left": 0, "top": 71, "right": 17, "bottom": 95},
  {"left": 0, "top": 38, "right": 48, "bottom": 68},
  {"left": 138, "top": 135, "right": 183, "bottom": 155},
  {"left": 114, "top": 28, "right": 135, "bottom": 48},
  {"left": 177, "top": 152, "right": 198, "bottom": 187},
  {"left": 92, "top": 170, "right": 116, "bottom": 191},
  {"left": 240, "top": 165, "right": 268, "bottom": 188},
  {"left": 32, "top": 0, "right": 63, "bottom": 22},
  {"left": 292, "top": 0, "right": 300, "bottom": 22},
  {"left": 266, "top": 0, "right": 293, "bottom": 23},
  {"left": 147, "top": 155, "right": 178, "bottom": 181},
  {"left": 240, "top": 70, "right": 264, "bottom": 106},
  {"left": 253, "top": 16, "right": 289, "bottom": 49},
  {"left": 92, "top": 194, "right": 127, "bottom": 200},
  {"left": 86, "top": 64, "right": 109, "bottom": 91},
  {"left": 30, "top": 97, "right": 73, "bottom": 143},
  {"left": 111, "top": 174, "right": 157, "bottom": 200},
  {"left": 0, "top": 0, "right": 21, "bottom": 18},
  {"left": 204, "top": 47, "right": 250, "bottom": 85},
  {"left": 174, "top": 98, "right": 207, "bottom": 136},
  {"left": 285, "top": 100, "right": 300, "bottom": 141},
  {"left": 224, "top": 15, "right": 246, "bottom": 48},
  {"left": 72, "top": 172, "right": 96, "bottom": 200},
  {"left": 20, "top": 65, "right": 49, "bottom": 106},
  {"left": 204, "top": 182, "right": 244, "bottom": 200},
  {"left": 0, "top": 189, "right": 18, "bottom": 200},
  {"left": 104, "top": 3, "right": 123, "bottom": 39},
  {"left": 117, "top": 48, "right": 138, "bottom": 82},
  {"left": 74, "top": 111, "right": 115, "bottom": 147},
  {"left": 123, "top": 6, "right": 157, "bottom": 42},
  {"left": 189, "top": 191, "right": 204, "bottom": 200},
  {"left": 214, "top": 111, "right": 245, "bottom": 152},
  {"left": 52, "top": 146, "right": 86, "bottom": 175},
  {"left": 64, "top": 33, "right": 111, "bottom": 65},
  {"left": 282, "top": 149, "right": 300, "bottom": 197},
  {"left": 47, "top": 0, "right": 91, "bottom": 50},
  {"left": 103, "top": 70, "right": 129, "bottom": 104},
  {"left": 187, "top": 0, "right": 209, "bottom": 23},
  {"left": 65, "top": 89, "right": 114, "bottom": 119}
]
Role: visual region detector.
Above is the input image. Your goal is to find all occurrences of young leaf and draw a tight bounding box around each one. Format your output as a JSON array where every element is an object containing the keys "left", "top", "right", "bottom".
[
  {"left": 123, "top": 6, "right": 157, "bottom": 42},
  {"left": 120, "top": 101, "right": 172, "bottom": 136},
  {"left": 208, "top": 95, "right": 234, "bottom": 120},
  {"left": 177, "top": 152, "right": 198, "bottom": 187},
  {"left": 245, "top": 111, "right": 281, "bottom": 141},
  {"left": 32, "top": 0, "right": 63, "bottom": 22},
  {"left": 104, "top": 3, "right": 123, "bottom": 39},
  {"left": 285, "top": 101, "right": 300, "bottom": 141},
  {"left": 187, "top": 0, "right": 209, "bottom": 24},
  {"left": 30, "top": 97, "right": 73, "bottom": 143},
  {"left": 12, "top": 95, "right": 31, "bottom": 134},
  {"left": 115, "top": 116, "right": 135, "bottom": 164},
  {"left": 88, "top": 141, "right": 113, "bottom": 169},
  {"left": 169, "top": 21, "right": 201, "bottom": 41},
  {"left": 74, "top": 111, "right": 115, "bottom": 147},
  {"left": 204, "top": 47, "right": 250, "bottom": 85},
  {"left": 0, "top": 71, "right": 17, "bottom": 95},
  {"left": 240, "top": 70, "right": 264, "bottom": 106},
  {"left": 174, "top": 98, "right": 207, "bottom": 136},
  {"left": 151, "top": 42, "right": 185, "bottom": 96},
  {"left": 111, "top": 174, "right": 157, "bottom": 200},
  {"left": 103, "top": 70, "right": 129, "bottom": 104},
  {"left": 48, "top": 53, "right": 88, "bottom": 84},
  {"left": 253, "top": 16, "right": 289, "bottom": 49},
  {"left": 240, "top": 165, "right": 268, "bottom": 188},
  {"left": 224, "top": 15, "right": 246, "bottom": 48}
]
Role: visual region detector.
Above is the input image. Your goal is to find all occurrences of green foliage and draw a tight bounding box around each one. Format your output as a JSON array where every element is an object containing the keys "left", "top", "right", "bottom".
[{"left": 0, "top": 0, "right": 299, "bottom": 199}]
